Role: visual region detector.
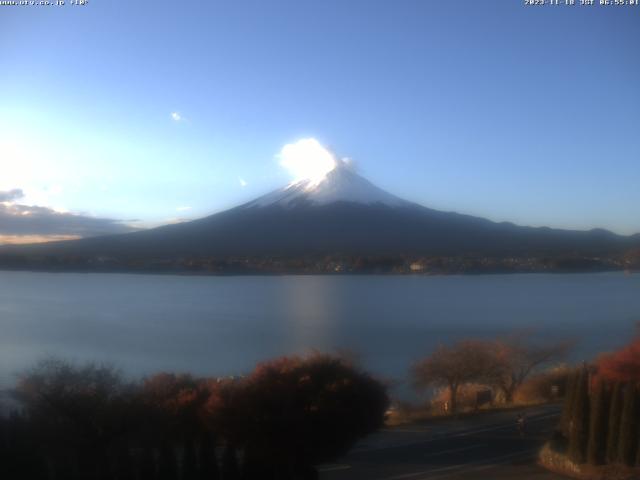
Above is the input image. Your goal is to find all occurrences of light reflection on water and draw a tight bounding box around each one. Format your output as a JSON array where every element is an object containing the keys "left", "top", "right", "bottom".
[{"left": 0, "top": 271, "right": 639, "bottom": 398}]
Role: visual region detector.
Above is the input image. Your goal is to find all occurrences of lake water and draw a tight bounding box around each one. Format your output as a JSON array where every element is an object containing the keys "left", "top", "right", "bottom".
[{"left": 1, "top": 271, "right": 639, "bottom": 397}]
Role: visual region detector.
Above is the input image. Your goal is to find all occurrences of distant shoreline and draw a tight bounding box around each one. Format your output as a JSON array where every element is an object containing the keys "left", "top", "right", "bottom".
[
  {"left": 0, "top": 250, "right": 637, "bottom": 277},
  {"left": 0, "top": 265, "right": 634, "bottom": 277}
]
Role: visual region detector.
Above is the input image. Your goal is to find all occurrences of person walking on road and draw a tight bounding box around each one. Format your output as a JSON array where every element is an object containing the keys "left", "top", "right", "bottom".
[{"left": 516, "top": 413, "right": 526, "bottom": 437}]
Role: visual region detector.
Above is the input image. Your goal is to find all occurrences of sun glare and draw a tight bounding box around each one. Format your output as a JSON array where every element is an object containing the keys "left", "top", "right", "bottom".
[{"left": 279, "top": 138, "right": 337, "bottom": 186}]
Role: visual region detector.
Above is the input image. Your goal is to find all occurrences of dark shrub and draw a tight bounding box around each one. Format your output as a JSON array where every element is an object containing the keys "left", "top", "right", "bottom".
[{"left": 237, "top": 354, "right": 389, "bottom": 474}]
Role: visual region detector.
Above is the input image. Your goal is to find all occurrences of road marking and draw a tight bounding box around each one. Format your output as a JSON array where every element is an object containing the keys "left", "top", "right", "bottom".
[
  {"left": 383, "top": 446, "right": 484, "bottom": 480},
  {"left": 425, "top": 449, "right": 537, "bottom": 480},
  {"left": 386, "top": 464, "right": 465, "bottom": 480},
  {"left": 384, "top": 449, "right": 537, "bottom": 480},
  {"left": 386, "top": 428, "right": 431, "bottom": 433},
  {"left": 318, "top": 464, "right": 351, "bottom": 472},
  {"left": 423, "top": 444, "right": 482, "bottom": 458}
]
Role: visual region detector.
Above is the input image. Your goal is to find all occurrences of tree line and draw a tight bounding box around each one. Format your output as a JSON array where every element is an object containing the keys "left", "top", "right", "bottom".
[
  {"left": 0, "top": 354, "right": 389, "bottom": 480},
  {"left": 0, "top": 333, "right": 575, "bottom": 479}
]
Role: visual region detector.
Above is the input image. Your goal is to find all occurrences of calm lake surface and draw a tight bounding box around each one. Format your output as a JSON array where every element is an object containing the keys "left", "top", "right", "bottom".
[{"left": 1, "top": 271, "right": 639, "bottom": 396}]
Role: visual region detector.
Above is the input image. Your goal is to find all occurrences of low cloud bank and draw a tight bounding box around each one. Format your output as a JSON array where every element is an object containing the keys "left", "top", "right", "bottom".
[{"left": 0, "top": 188, "right": 136, "bottom": 243}]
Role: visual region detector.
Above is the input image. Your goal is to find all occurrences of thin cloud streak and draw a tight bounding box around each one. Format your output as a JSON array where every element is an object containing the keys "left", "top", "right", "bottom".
[{"left": 0, "top": 234, "right": 81, "bottom": 246}]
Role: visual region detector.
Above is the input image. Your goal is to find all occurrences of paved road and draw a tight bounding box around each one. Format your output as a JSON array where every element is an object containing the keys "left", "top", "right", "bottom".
[{"left": 319, "top": 405, "right": 566, "bottom": 480}]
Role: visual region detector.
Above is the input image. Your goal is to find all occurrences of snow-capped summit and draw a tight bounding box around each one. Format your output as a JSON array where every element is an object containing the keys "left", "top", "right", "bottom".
[{"left": 245, "top": 162, "right": 413, "bottom": 209}]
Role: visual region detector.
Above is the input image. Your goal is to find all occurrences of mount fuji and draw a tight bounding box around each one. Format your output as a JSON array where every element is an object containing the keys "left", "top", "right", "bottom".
[{"left": 3, "top": 161, "right": 638, "bottom": 265}]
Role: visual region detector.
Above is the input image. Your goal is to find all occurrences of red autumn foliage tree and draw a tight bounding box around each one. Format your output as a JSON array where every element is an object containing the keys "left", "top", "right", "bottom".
[
  {"left": 140, "top": 372, "right": 208, "bottom": 433},
  {"left": 201, "top": 376, "right": 246, "bottom": 445},
  {"left": 234, "top": 354, "right": 389, "bottom": 477},
  {"left": 596, "top": 338, "right": 640, "bottom": 383},
  {"left": 139, "top": 371, "right": 213, "bottom": 479}
]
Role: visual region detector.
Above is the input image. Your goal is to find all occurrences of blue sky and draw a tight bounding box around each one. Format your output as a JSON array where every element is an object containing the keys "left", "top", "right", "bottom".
[{"left": 1, "top": 0, "right": 639, "bottom": 242}]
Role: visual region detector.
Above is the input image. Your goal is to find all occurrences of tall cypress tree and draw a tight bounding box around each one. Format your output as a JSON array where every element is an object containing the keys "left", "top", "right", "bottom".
[
  {"left": 587, "top": 380, "right": 608, "bottom": 465},
  {"left": 561, "top": 370, "right": 578, "bottom": 437},
  {"left": 114, "top": 444, "right": 134, "bottom": 480},
  {"left": 617, "top": 383, "right": 639, "bottom": 466},
  {"left": 606, "top": 382, "right": 623, "bottom": 464},
  {"left": 568, "top": 368, "right": 590, "bottom": 464},
  {"left": 183, "top": 438, "right": 198, "bottom": 480},
  {"left": 198, "top": 433, "right": 220, "bottom": 480},
  {"left": 137, "top": 446, "right": 157, "bottom": 480},
  {"left": 158, "top": 441, "right": 178, "bottom": 480},
  {"left": 221, "top": 444, "right": 240, "bottom": 480},
  {"left": 241, "top": 445, "right": 275, "bottom": 480}
]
